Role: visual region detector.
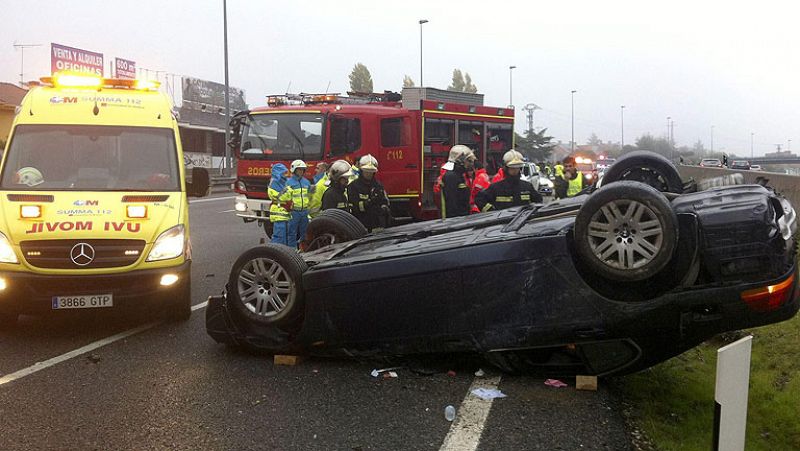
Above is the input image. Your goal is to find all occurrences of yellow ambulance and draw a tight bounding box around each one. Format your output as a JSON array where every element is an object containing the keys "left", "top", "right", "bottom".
[{"left": 0, "top": 72, "right": 210, "bottom": 326}]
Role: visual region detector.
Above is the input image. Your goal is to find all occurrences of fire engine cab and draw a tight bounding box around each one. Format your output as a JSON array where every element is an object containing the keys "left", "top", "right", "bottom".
[{"left": 230, "top": 87, "right": 514, "bottom": 232}]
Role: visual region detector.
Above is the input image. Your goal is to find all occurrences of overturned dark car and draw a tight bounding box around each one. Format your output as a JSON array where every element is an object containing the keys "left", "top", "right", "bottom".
[{"left": 206, "top": 152, "right": 799, "bottom": 376}]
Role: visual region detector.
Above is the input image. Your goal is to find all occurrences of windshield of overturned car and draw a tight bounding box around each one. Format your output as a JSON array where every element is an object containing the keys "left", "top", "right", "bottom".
[{"left": 239, "top": 113, "right": 324, "bottom": 161}]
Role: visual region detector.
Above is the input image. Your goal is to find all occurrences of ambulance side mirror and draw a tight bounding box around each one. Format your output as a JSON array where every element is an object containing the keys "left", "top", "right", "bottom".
[{"left": 187, "top": 167, "right": 210, "bottom": 198}]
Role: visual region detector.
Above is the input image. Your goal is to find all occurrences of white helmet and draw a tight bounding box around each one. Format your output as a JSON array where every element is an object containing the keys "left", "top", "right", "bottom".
[
  {"left": 329, "top": 160, "right": 354, "bottom": 181},
  {"left": 16, "top": 167, "right": 43, "bottom": 187},
  {"left": 290, "top": 159, "right": 308, "bottom": 172},
  {"left": 358, "top": 154, "right": 378, "bottom": 173},
  {"left": 448, "top": 145, "right": 472, "bottom": 163},
  {"left": 502, "top": 150, "right": 525, "bottom": 168}
]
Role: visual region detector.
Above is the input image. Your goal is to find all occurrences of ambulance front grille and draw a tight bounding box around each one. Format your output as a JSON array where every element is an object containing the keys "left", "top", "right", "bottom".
[{"left": 19, "top": 239, "right": 147, "bottom": 269}]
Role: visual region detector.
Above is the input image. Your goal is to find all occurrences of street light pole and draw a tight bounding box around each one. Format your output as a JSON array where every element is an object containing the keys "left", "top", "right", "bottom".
[
  {"left": 13, "top": 43, "right": 41, "bottom": 86},
  {"left": 508, "top": 65, "right": 516, "bottom": 107},
  {"left": 223, "top": 0, "right": 231, "bottom": 175},
  {"left": 571, "top": 90, "right": 577, "bottom": 153},
  {"left": 419, "top": 20, "right": 428, "bottom": 87},
  {"left": 711, "top": 125, "right": 714, "bottom": 154},
  {"left": 620, "top": 105, "right": 625, "bottom": 150},
  {"left": 667, "top": 116, "right": 671, "bottom": 160},
  {"left": 751, "top": 132, "right": 754, "bottom": 159}
]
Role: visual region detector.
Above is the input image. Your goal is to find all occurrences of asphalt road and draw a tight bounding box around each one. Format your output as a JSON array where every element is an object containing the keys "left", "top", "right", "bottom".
[{"left": 0, "top": 193, "right": 632, "bottom": 450}]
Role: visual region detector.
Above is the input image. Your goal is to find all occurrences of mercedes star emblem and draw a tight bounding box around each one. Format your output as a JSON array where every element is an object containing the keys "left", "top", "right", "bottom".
[{"left": 70, "top": 243, "right": 95, "bottom": 266}]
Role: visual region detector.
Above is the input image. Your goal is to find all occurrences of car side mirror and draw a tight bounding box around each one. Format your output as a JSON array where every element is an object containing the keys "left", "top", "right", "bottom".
[{"left": 187, "top": 167, "right": 210, "bottom": 197}]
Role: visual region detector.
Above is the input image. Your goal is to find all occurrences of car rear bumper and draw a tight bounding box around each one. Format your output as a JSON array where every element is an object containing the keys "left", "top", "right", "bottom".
[{"left": 0, "top": 261, "right": 191, "bottom": 314}]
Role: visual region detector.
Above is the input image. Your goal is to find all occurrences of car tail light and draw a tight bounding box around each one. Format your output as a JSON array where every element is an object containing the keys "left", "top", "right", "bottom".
[{"left": 740, "top": 273, "right": 796, "bottom": 312}]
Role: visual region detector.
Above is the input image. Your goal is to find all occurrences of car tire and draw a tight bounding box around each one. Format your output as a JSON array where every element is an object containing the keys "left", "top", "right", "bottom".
[
  {"left": 262, "top": 220, "right": 273, "bottom": 239},
  {"left": 165, "top": 278, "right": 192, "bottom": 322},
  {"left": 228, "top": 244, "right": 308, "bottom": 328},
  {"left": 574, "top": 181, "right": 678, "bottom": 282},
  {"left": 302, "top": 209, "right": 367, "bottom": 252},
  {"left": 601, "top": 151, "right": 684, "bottom": 194}
]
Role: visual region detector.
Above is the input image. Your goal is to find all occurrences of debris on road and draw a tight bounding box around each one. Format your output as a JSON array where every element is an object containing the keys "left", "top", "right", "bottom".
[
  {"left": 444, "top": 405, "right": 456, "bottom": 422},
  {"left": 576, "top": 375, "right": 598, "bottom": 391},
  {"left": 470, "top": 388, "right": 507, "bottom": 400},
  {"left": 274, "top": 355, "right": 305, "bottom": 366},
  {"left": 370, "top": 366, "right": 403, "bottom": 377},
  {"left": 474, "top": 368, "right": 485, "bottom": 377},
  {"left": 446, "top": 370, "right": 456, "bottom": 377},
  {"left": 87, "top": 354, "right": 102, "bottom": 364},
  {"left": 544, "top": 379, "right": 568, "bottom": 388}
]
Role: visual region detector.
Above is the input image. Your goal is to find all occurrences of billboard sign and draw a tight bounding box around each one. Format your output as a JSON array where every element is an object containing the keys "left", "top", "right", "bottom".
[
  {"left": 115, "top": 58, "right": 136, "bottom": 79},
  {"left": 181, "top": 77, "right": 246, "bottom": 112},
  {"left": 51, "top": 43, "right": 104, "bottom": 76}
]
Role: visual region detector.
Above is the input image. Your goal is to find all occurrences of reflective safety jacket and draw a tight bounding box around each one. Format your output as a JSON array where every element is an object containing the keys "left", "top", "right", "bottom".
[
  {"left": 321, "top": 184, "right": 349, "bottom": 212},
  {"left": 475, "top": 176, "right": 542, "bottom": 212},
  {"left": 309, "top": 174, "right": 329, "bottom": 218},
  {"left": 347, "top": 176, "right": 390, "bottom": 231},
  {"left": 268, "top": 163, "right": 291, "bottom": 223},
  {"left": 470, "top": 168, "right": 491, "bottom": 213},
  {"left": 286, "top": 174, "right": 312, "bottom": 211},
  {"left": 567, "top": 171, "right": 584, "bottom": 197}
]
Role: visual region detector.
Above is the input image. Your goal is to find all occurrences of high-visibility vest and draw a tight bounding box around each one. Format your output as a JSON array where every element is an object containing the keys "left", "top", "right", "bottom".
[
  {"left": 567, "top": 172, "right": 584, "bottom": 197},
  {"left": 286, "top": 176, "right": 312, "bottom": 211},
  {"left": 268, "top": 186, "right": 292, "bottom": 222},
  {"left": 308, "top": 174, "right": 329, "bottom": 218}
]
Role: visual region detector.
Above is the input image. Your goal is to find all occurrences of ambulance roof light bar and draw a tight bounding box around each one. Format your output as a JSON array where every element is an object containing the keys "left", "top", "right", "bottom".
[{"left": 39, "top": 72, "right": 161, "bottom": 91}]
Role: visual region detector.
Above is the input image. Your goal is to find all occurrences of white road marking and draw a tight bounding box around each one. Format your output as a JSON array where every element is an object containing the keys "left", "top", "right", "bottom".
[
  {"left": 218, "top": 209, "right": 236, "bottom": 213},
  {"left": 189, "top": 195, "right": 236, "bottom": 204},
  {"left": 439, "top": 375, "right": 503, "bottom": 451},
  {"left": 0, "top": 301, "right": 209, "bottom": 387}
]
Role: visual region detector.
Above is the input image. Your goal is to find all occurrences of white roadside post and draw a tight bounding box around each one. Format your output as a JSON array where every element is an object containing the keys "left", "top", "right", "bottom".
[{"left": 713, "top": 335, "right": 753, "bottom": 451}]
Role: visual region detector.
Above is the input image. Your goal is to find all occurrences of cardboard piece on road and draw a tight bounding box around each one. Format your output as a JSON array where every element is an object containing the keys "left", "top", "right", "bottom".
[
  {"left": 274, "top": 355, "right": 305, "bottom": 366},
  {"left": 576, "top": 375, "right": 598, "bottom": 391}
]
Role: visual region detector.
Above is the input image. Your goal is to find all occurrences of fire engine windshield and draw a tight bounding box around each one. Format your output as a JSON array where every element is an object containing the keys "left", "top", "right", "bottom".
[
  {"left": 0, "top": 125, "right": 180, "bottom": 191},
  {"left": 240, "top": 113, "right": 324, "bottom": 160}
]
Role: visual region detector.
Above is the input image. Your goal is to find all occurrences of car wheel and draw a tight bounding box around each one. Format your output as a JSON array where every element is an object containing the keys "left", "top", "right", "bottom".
[
  {"left": 165, "top": 277, "right": 192, "bottom": 322},
  {"left": 601, "top": 151, "right": 683, "bottom": 194},
  {"left": 302, "top": 209, "right": 367, "bottom": 252},
  {"left": 228, "top": 244, "right": 308, "bottom": 328},
  {"left": 574, "top": 181, "right": 678, "bottom": 282},
  {"left": 262, "top": 220, "right": 273, "bottom": 239}
]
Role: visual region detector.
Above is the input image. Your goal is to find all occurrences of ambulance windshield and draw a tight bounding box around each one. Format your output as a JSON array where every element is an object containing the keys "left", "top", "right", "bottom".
[{"left": 0, "top": 125, "right": 181, "bottom": 191}]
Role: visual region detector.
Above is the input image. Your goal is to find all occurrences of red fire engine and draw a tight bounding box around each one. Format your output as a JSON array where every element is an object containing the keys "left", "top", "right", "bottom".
[{"left": 230, "top": 87, "right": 515, "bottom": 233}]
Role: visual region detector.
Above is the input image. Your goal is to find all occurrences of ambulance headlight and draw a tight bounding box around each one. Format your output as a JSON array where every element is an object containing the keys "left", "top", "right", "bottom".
[
  {"left": 147, "top": 225, "right": 185, "bottom": 261},
  {"left": 0, "top": 232, "right": 19, "bottom": 264}
]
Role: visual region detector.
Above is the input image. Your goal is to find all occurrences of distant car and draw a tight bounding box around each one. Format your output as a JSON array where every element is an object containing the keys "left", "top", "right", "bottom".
[
  {"left": 207, "top": 151, "right": 799, "bottom": 377},
  {"left": 700, "top": 158, "right": 723, "bottom": 168},
  {"left": 522, "top": 163, "right": 554, "bottom": 197},
  {"left": 731, "top": 160, "right": 751, "bottom": 170},
  {"left": 751, "top": 164, "right": 763, "bottom": 171}
]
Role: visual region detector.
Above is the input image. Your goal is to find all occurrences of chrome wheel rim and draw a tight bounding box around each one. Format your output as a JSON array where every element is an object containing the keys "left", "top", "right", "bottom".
[
  {"left": 237, "top": 258, "right": 293, "bottom": 317},
  {"left": 587, "top": 199, "right": 663, "bottom": 270}
]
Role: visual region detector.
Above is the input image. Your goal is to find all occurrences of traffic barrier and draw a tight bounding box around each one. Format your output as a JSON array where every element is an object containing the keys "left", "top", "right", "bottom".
[{"left": 678, "top": 166, "right": 800, "bottom": 209}]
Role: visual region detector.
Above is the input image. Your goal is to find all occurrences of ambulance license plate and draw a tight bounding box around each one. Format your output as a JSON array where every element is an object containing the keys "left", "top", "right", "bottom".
[{"left": 52, "top": 294, "right": 113, "bottom": 309}]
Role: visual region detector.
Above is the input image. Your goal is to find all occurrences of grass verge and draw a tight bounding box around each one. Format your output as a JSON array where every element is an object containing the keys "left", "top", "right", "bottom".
[{"left": 618, "top": 313, "right": 800, "bottom": 450}]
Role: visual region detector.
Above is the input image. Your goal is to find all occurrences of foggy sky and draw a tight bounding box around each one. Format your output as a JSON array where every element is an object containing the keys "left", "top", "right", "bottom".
[{"left": 2, "top": 0, "right": 799, "bottom": 156}]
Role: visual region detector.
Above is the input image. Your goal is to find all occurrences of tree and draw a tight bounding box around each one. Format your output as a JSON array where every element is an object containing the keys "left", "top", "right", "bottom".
[
  {"left": 587, "top": 133, "right": 602, "bottom": 146},
  {"left": 402, "top": 75, "right": 415, "bottom": 88},
  {"left": 447, "top": 69, "right": 478, "bottom": 93},
  {"left": 634, "top": 133, "right": 672, "bottom": 157},
  {"left": 692, "top": 140, "right": 706, "bottom": 157},
  {"left": 349, "top": 63, "right": 374, "bottom": 93},
  {"left": 515, "top": 128, "right": 555, "bottom": 161},
  {"left": 447, "top": 69, "right": 465, "bottom": 92}
]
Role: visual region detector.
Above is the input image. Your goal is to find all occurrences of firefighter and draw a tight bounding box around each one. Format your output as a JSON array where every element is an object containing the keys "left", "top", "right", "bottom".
[
  {"left": 348, "top": 154, "right": 391, "bottom": 231},
  {"left": 469, "top": 160, "right": 491, "bottom": 214},
  {"left": 267, "top": 163, "right": 292, "bottom": 246},
  {"left": 562, "top": 156, "right": 584, "bottom": 197},
  {"left": 434, "top": 145, "right": 471, "bottom": 202},
  {"left": 321, "top": 160, "right": 353, "bottom": 212},
  {"left": 285, "top": 159, "right": 312, "bottom": 249},
  {"left": 475, "top": 150, "right": 542, "bottom": 211},
  {"left": 441, "top": 149, "right": 476, "bottom": 218}
]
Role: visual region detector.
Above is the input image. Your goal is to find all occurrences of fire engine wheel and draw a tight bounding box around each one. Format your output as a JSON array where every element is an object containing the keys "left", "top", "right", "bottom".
[
  {"left": 228, "top": 244, "right": 308, "bottom": 328},
  {"left": 302, "top": 210, "right": 367, "bottom": 252},
  {"left": 574, "top": 181, "right": 678, "bottom": 282},
  {"left": 601, "top": 151, "right": 684, "bottom": 194}
]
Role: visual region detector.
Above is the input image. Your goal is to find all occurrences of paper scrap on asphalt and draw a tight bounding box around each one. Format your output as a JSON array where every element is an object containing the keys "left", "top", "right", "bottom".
[
  {"left": 544, "top": 378, "right": 568, "bottom": 388},
  {"left": 470, "top": 388, "right": 507, "bottom": 400}
]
